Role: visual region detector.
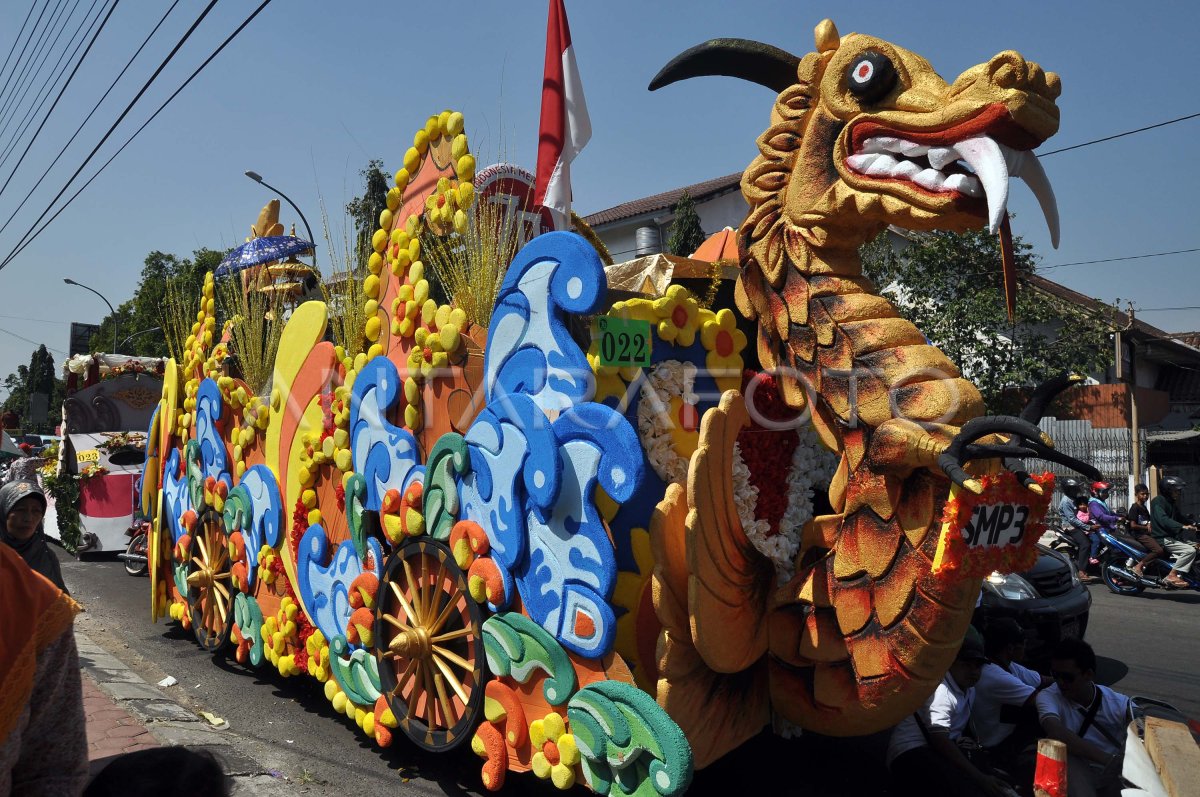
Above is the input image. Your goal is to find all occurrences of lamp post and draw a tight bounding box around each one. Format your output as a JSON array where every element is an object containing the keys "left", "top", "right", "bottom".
[
  {"left": 63, "top": 278, "right": 118, "bottom": 354},
  {"left": 244, "top": 170, "right": 316, "bottom": 262},
  {"left": 119, "top": 326, "right": 161, "bottom": 353}
]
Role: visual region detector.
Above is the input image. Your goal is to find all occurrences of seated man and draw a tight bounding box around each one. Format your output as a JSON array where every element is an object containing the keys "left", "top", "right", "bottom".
[
  {"left": 1037, "top": 639, "right": 1129, "bottom": 797},
  {"left": 974, "top": 618, "right": 1048, "bottom": 783},
  {"left": 888, "top": 631, "right": 1015, "bottom": 797}
]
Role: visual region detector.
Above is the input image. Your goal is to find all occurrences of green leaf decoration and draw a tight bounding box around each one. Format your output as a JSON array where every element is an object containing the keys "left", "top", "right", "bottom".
[
  {"left": 185, "top": 440, "right": 203, "bottom": 510},
  {"left": 329, "top": 633, "right": 382, "bottom": 705},
  {"left": 481, "top": 612, "right": 577, "bottom": 706},
  {"left": 233, "top": 592, "right": 265, "bottom": 666},
  {"left": 173, "top": 561, "right": 188, "bottom": 599},
  {"left": 344, "top": 473, "right": 367, "bottom": 561},
  {"left": 567, "top": 681, "right": 694, "bottom": 797},
  {"left": 424, "top": 433, "right": 470, "bottom": 541}
]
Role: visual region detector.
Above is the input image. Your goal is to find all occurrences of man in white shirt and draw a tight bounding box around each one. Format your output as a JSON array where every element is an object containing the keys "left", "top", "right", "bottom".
[
  {"left": 974, "top": 618, "right": 1049, "bottom": 788},
  {"left": 1037, "top": 639, "right": 1130, "bottom": 797},
  {"left": 887, "top": 632, "right": 1015, "bottom": 797}
]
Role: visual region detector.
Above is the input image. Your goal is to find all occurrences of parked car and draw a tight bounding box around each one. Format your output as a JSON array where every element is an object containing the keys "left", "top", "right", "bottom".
[{"left": 974, "top": 544, "right": 1091, "bottom": 660}]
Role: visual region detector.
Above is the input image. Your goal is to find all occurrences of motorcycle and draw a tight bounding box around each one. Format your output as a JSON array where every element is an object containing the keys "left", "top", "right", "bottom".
[
  {"left": 117, "top": 519, "right": 150, "bottom": 577},
  {"left": 1097, "top": 525, "right": 1200, "bottom": 595}
]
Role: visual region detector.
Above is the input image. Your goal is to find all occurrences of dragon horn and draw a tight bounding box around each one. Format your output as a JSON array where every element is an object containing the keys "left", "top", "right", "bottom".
[{"left": 648, "top": 39, "right": 800, "bottom": 93}]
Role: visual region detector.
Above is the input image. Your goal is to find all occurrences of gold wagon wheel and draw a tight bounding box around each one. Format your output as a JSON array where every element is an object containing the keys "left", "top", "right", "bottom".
[
  {"left": 186, "top": 508, "right": 235, "bottom": 652},
  {"left": 376, "top": 537, "right": 485, "bottom": 752}
]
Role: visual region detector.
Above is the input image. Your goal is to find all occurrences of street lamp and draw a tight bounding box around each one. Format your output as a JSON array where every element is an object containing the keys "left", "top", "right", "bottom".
[
  {"left": 119, "top": 326, "right": 161, "bottom": 352},
  {"left": 63, "top": 278, "right": 118, "bottom": 354},
  {"left": 244, "top": 170, "right": 316, "bottom": 263}
]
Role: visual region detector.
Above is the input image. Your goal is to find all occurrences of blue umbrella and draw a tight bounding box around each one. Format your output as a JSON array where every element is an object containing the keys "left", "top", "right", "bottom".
[{"left": 215, "top": 235, "right": 315, "bottom": 277}]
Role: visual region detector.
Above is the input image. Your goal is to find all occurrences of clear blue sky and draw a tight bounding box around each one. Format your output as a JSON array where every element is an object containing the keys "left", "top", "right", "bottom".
[{"left": 0, "top": 0, "right": 1196, "bottom": 388}]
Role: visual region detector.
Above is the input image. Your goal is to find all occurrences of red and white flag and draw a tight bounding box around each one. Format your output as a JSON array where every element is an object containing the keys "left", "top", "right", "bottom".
[{"left": 534, "top": 0, "right": 591, "bottom": 231}]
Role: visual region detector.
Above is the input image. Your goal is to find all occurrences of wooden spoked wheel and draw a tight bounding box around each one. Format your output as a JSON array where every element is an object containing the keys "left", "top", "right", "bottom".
[
  {"left": 376, "top": 537, "right": 485, "bottom": 752},
  {"left": 186, "top": 509, "right": 235, "bottom": 652}
]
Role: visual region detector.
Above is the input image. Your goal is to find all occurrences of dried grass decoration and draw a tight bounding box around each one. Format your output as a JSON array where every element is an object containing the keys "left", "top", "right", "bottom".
[
  {"left": 318, "top": 191, "right": 368, "bottom": 364},
  {"left": 161, "top": 274, "right": 199, "bottom": 366},
  {"left": 424, "top": 194, "right": 522, "bottom": 327},
  {"left": 216, "top": 275, "right": 284, "bottom": 395}
]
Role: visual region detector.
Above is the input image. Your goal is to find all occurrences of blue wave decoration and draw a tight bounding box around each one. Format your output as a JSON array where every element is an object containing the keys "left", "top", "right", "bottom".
[
  {"left": 161, "top": 447, "right": 190, "bottom": 543},
  {"left": 349, "top": 356, "right": 423, "bottom": 511},
  {"left": 455, "top": 231, "right": 644, "bottom": 658},
  {"left": 484, "top": 231, "right": 605, "bottom": 415},
  {"left": 223, "top": 464, "right": 282, "bottom": 588},
  {"left": 515, "top": 403, "right": 643, "bottom": 658},
  {"left": 194, "top": 379, "right": 232, "bottom": 492},
  {"left": 296, "top": 523, "right": 384, "bottom": 645}
]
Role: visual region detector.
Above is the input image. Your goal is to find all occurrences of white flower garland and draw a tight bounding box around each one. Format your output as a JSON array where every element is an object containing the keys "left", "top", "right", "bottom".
[
  {"left": 636, "top": 361, "right": 698, "bottom": 485},
  {"left": 735, "top": 426, "right": 839, "bottom": 584}
]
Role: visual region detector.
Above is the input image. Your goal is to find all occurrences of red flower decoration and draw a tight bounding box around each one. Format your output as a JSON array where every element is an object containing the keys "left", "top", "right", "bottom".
[{"left": 933, "top": 471, "right": 1055, "bottom": 579}]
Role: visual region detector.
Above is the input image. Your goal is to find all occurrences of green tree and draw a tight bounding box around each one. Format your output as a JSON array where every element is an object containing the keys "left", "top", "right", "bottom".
[
  {"left": 87, "top": 247, "right": 221, "bottom": 356},
  {"left": 666, "top": 190, "right": 706, "bottom": 256},
  {"left": 344, "top": 159, "right": 390, "bottom": 271},
  {"left": 859, "top": 225, "right": 1114, "bottom": 413},
  {"left": 0, "top": 345, "right": 65, "bottom": 432}
]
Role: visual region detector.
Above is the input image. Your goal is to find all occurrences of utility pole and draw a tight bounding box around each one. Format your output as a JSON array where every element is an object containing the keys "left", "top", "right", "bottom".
[{"left": 1124, "top": 302, "right": 1142, "bottom": 486}]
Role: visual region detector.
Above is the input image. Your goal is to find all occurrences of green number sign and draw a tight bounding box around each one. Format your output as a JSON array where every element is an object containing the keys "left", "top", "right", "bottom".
[{"left": 597, "top": 316, "right": 651, "bottom": 368}]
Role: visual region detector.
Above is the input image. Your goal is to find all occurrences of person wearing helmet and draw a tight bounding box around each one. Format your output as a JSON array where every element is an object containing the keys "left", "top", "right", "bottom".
[
  {"left": 1058, "top": 478, "right": 1098, "bottom": 582},
  {"left": 1150, "top": 476, "right": 1198, "bottom": 588},
  {"left": 1087, "top": 482, "right": 1122, "bottom": 565}
]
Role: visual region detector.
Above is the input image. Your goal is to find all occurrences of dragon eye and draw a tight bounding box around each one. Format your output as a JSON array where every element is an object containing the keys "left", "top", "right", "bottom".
[{"left": 846, "top": 51, "right": 897, "bottom": 103}]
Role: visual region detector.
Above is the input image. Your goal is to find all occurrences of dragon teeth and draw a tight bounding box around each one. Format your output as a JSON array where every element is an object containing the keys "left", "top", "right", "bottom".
[
  {"left": 913, "top": 168, "right": 947, "bottom": 191},
  {"left": 926, "top": 146, "right": 959, "bottom": 171},
  {"left": 944, "top": 173, "right": 983, "bottom": 198}
]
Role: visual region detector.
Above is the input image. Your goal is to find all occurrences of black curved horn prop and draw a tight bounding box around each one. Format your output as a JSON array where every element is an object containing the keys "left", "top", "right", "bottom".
[
  {"left": 1019, "top": 372, "right": 1084, "bottom": 424},
  {"left": 649, "top": 38, "right": 801, "bottom": 94}
]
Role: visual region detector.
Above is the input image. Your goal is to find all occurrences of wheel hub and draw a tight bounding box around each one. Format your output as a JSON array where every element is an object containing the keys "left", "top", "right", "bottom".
[{"left": 389, "top": 625, "right": 432, "bottom": 659}]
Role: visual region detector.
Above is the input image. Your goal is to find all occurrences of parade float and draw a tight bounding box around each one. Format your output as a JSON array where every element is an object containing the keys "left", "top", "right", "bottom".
[
  {"left": 140, "top": 20, "right": 1100, "bottom": 793},
  {"left": 41, "top": 354, "right": 163, "bottom": 554}
]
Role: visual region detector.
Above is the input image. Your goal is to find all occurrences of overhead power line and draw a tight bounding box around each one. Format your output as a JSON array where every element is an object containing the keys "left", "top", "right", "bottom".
[
  {"left": 0, "top": 0, "right": 278, "bottom": 271},
  {"left": 0, "top": 0, "right": 180, "bottom": 227},
  {"left": 0, "top": 0, "right": 118, "bottom": 206},
  {"left": 1040, "top": 247, "right": 1200, "bottom": 271},
  {"left": 0, "top": 324, "right": 66, "bottom": 355},
  {"left": 0, "top": 0, "right": 55, "bottom": 117},
  {"left": 0, "top": 0, "right": 74, "bottom": 135},
  {"left": 0, "top": 0, "right": 223, "bottom": 267},
  {"left": 0, "top": 4, "right": 39, "bottom": 105},
  {"left": 0, "top": 0, "right": 105, "bottom": 173},
  {"left": 1040, "top": 112, "right": 1200, "bottom": 157}
]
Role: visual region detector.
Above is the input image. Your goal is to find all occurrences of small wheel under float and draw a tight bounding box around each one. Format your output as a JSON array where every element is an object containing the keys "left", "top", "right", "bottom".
[
  {"left": 186, "top": 508, "right": 236, "bottom": 651},
  {"left": 375, "top": 536, "right": 485, "bottom": 752}
]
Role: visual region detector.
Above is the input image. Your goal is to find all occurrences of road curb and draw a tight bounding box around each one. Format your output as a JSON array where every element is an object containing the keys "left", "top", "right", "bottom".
[{"left": 76, "top": 630, "right": 295, "bottom": 795}]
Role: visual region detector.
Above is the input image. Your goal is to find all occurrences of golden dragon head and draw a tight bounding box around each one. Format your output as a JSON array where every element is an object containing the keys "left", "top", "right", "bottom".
[{"left": 651, "top": 19, "right": 1061, "bottom": 280}]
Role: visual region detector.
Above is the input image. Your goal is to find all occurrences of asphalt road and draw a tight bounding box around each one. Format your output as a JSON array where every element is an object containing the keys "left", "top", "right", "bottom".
[{"left": 59, "top": 549, "right": 1199, "bottom": 796}]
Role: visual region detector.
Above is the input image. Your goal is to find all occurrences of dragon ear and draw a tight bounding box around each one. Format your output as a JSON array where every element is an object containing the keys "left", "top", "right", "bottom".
[
  {"left": 814, "top": 19, "right": 840, "bottom": 53},
  {"left": 648, "top": 38, "right": 800, "bottom": 94}
]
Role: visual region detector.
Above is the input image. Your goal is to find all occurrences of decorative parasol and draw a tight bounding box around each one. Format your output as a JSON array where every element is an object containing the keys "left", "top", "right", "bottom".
[{"left": 215, "top": 235, "right": 315, "bottom": 277}]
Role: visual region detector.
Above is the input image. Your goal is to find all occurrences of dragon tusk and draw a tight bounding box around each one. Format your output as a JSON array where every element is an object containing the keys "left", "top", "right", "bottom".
[
  {"left": 1014, "top": 151, "right": 1060, "bottom": 249},
  {"left": 954, "top": 135, "right": 1009, "bottom": 235},
  {"left": 649, "top": 38, "right": 801, "bottom": 94}
]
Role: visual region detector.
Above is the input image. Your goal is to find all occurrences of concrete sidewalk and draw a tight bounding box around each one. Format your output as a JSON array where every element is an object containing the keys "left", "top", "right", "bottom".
[{"left": 77, "top": 630, "right": 295, "bottom": 795}]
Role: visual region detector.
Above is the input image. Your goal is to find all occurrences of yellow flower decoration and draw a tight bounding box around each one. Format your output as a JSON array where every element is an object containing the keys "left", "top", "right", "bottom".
[
  {"left": 651, "top": 285, "right": 700, "bottom": 347},
  {"left": 529, "top": 712, "right": 580, "bottom": 790},
  {"left": 700, "top": 308, "right": 748, "bottom": 392}
]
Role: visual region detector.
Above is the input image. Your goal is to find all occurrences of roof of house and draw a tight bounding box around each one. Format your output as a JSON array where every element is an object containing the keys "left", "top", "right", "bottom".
[
  {"left": 582, "top": 172, "right": 742, "bottom": 227},
  {"left": 1024, "top": 273, "right": 1200, "bottom": 364}
]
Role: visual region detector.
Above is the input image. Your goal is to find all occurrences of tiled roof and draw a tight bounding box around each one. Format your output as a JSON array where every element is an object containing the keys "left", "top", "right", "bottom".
[{"left": 582, "top": 172, "right": 742, "bottom": 227}]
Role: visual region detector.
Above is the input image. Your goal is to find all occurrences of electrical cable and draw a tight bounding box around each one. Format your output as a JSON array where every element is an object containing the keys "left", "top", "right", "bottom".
[
  {"left": 0, "top": 0, "right": 117, "bottom": 203},
  {"left": 1040, "top": 113, "right": 1200, "bottom": 157},
  {"left": 0, "top": 0, "right": 73, "bottom": 135},
  {"left": 0, "top": 325, "right": 67, "bottom": 355},
  {"left": 0, "top": 0, "right": 179, "bottom": 223},
  {"left": 0, "top": 0, "right": 222, "bottom": 266},
  {"left": 0, "top": 3, "right": 39, "bottom": 103},
  {"left": 0, "top": 0, "right": 54, "bottom": 118},
  {"left": 0, "top": 0, "right": 104, "bottom": 173},
  {"left": 0, "top": 0, "right": 277, "bottom": 271}
]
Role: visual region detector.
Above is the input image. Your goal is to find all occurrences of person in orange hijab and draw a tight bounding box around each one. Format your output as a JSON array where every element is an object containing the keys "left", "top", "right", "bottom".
[{"left": 0, "top": 541, "right": 87, "bottom": 794}]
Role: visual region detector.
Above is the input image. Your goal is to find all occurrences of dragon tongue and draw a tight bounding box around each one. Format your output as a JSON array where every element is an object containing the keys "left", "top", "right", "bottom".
[{"left": 954, "top": 135, "right": 1009, "bottom": 234}]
